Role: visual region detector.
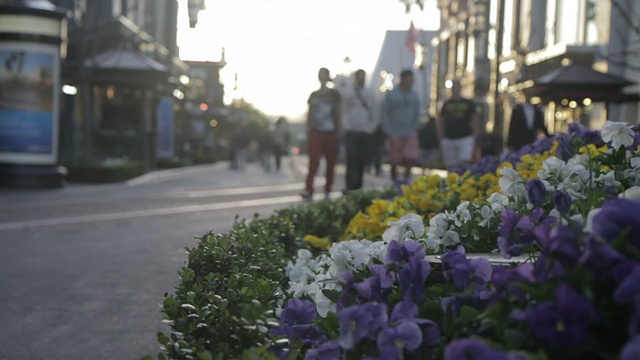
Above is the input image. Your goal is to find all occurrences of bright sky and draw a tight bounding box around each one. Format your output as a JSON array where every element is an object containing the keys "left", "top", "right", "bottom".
[{"left": 176, "top": 0, "right": 439, "bottom": 122}]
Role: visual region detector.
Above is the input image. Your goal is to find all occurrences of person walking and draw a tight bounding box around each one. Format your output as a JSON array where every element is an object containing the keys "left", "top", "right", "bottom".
[
  {"left": 272, "top": 117, "right": 290, "bottom": 172},
  {"left": 367, "top": 124, "right": 385, "bottom": 176},
  {"left": 380, "top": 69, "right": 421, "bottom": 181},
  {"left": 230, "top": 121, "right": 251, "bottom": 171},
  {"left": 507, "top": 99, "right": 550, "bottom": 151},
  {"left": 302, "top": 67, "right": 342, "bottom": 201},
  {"left": 417, "top": 115, "right": 441, "bottom": 170},
  {"left": 341, "top": 69, "right": 379, "bottom": 191},
  {"left": 436, "top": 79, "right": 479, "bottom": 168},
  {"left": 257, "top": 127, "right": 274, "bottom": 173}
]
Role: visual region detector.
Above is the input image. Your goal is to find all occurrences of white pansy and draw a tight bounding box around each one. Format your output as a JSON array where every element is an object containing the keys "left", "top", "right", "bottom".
[
  {"left": 567, "top": 163, "right": 591, "bottom": 183},
  {"left": 422, "top": 236, "right": 442, "bottom": 251},
  {"left": 296, "top": 249, "right": 313, "bottom": 262},
  {"left": 327, "top": 240, "right": 375, "bottom": 276},
  {"left": 314, "top": 290, "right": 337, "bottom": 318},
  {"left": 568, "top": 154, "right": 591, "bottom": 168},
  {"left": 427, "top": 213, "right": 449, "bottom": 238},
  {"left": 368, "top": 241, "right": 389, "bottom": 262},
  {"left": 499, "top": 166, "right": 522, "bottom": 197},
  {"left": 479, "top": 205, "right": 494, "bottom": 228},
  {"left": 486, "top": 192, "right": 509, "bottom": 212},
  {"left": 287, "top": 263, "right": 315, "bottom": 283},
  {"left": 288, "top": 281, "right": 309, "bottom": 298},
  {"left": 454, "top": 201, "right": 472, "bottom": 226},
  {"left": 601, "top": 121, "right": 635, "bottom": 149},
  {"left": 585, "top": 208, "right": 601, "bottom": 233},
  {"left": 539, "top": 157, "right": 569, "bottom": 183},
  {"left": 595, "top": 170, "right": 620, "bottom": 188},
  {"left": 630, "top": 157, "right": 640, "bottom": 169},
  {"left": 382, "top": 213, "right": 425, "bottom": 243},
  {"left": 619, "top": 186, "right": 640, "bottom": 201},
  {"left": 514, "top": 183, "right": 527, "bottom": 199},
  {"left": 304, "top": 282, "right": 321, "bottom": 297},
  {"left": 315, "top": 272, "right": 341, "bottom": 291},
  {"left": 441, "top": 230, "right": 461, "bottom": 247},
  {"left": 569, "top": 213, "right": 585, "bottom": 228}
]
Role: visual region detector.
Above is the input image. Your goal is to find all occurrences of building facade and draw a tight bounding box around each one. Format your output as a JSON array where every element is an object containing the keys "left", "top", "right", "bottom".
[
  {"left": 46, "top": 0, "right": 224, "bottom": 168},
  {"left": 432, "top": 0, "right": 639, "bottom": 143}
]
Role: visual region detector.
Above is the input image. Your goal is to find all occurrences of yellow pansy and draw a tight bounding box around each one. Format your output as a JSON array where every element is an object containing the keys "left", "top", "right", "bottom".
[{"left": 303, "top": 234, "right": 331, "bottom": 250}]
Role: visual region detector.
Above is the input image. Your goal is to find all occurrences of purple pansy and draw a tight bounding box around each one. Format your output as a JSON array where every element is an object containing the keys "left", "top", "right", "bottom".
[
  {"left": 444, "top": 338, "right": 523, "bottom": 360},
  {"left": 355, "top": 264, "right": 395, "bottom": 303},
  {"left": 441, "top": 250, "right": 492, "bottom": 293},
  {"left": 592, "top": 198, "right": 640, "bottom": 248},
  {"left": 497, "top": 210, "right": 522, "bottom": 259},
  {"left": 376, "top": 321, "right": 423, "bottom": 360},
  {"left": 525, "top": 179, "right": 547, "bottom": 208},
  {"left": 614, "top": 266, "right": 640, "bottom": 335},
  {"left": 578, "top": 235, "right": 625, "bottom": 280},
  {"left": 553, "top": 189, "right": 572, "bottom": 217},
  {"left": 524, "top": 284, "right": 598, "bottom": 348},
  {"left": 533, "top": 225, "right": 581, "bottom": 280},
  {"left": 338, "top": 302, "right": 388, "bottom": 350},
  {"left": 280, "top": 298, "right": 317, "bottom": 326},
  {"left": 555, "top": 133, "right": 575, "bottom": 161},
  {"left": 498, "top": 209, "right": 554, "bottom": 259},
  {"left": 304, "top": 340, "right": 340, "bottom": 360},
  {"left": 621, "top": 335, "right": 640, "bottom": 360},
  {"left": 398, "top": 256, "right": 431, "bottom": 301},
  {"left": 441, "top": 295, "right": 485, "bottom": 317},
  {"left": 490, "top": 263, "right": 534, "bottom": 302},
  {"left": 271, "top": 298, "right": 321, "bottom": 343},
  {"left": 385, "top": 240, "right": 426, "bottom": 265},
  {"left": 390, "top": 301, "right": 441, "bottom": 348}
]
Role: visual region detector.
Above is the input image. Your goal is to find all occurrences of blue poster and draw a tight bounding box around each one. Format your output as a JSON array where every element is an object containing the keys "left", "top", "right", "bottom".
[
  {"left": 156, "top": 97, "right": 174, "bottom": 158},
  {"left": 0, "top": 109, "right": 52, "bottom": 153},
  {"left": 0, "top": 46, "right": 57, "bottom": 161}
]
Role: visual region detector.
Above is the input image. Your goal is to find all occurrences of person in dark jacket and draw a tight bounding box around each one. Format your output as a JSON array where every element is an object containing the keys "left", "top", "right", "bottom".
[{"left": 507, "top": 101, "right": 550, "bottom": 151}]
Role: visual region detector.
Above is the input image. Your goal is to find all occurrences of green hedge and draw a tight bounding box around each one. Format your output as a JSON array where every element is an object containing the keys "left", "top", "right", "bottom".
[
  {"left": 148, "top": 188, "right": 396, "bottom": 360},
  {"left": 65, "top": 160, "right": 146, "bottom": 183}
]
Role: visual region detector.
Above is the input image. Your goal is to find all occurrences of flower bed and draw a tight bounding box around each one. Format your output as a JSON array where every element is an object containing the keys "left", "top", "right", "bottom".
[{"left": 149, "top": 121, "right": 640, "bottom": 360}]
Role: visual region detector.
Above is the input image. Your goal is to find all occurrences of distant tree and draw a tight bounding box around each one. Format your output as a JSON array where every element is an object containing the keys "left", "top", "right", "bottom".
[{"left": 230, "top": 99, "right": 271, "bottom": 140}]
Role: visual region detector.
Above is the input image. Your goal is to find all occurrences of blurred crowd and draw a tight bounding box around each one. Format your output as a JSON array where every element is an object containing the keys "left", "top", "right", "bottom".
[{"left": 227, "top": 67, "right": 549, "bottom": 203}]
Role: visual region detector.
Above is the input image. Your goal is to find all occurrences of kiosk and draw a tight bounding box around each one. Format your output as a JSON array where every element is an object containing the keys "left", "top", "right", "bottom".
[{"left": 0, "top": 0, "right": 67, "bottom": 187}]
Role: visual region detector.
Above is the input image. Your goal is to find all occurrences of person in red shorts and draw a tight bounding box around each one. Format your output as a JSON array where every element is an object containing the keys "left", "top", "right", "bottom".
[
  {"left": 380, "top": 69, "right": 422, "bottom": 181},
  {"left": 302, "top": 67, "right": 342, "bottom": 201}
]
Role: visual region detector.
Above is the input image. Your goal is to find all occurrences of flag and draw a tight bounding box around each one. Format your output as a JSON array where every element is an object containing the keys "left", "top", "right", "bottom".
[{"left": 405, "top": 21, "right": 418, "bottom": 55}]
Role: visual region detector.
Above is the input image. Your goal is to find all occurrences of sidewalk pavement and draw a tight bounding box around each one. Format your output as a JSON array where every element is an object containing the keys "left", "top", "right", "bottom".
[{"left": 125, "top": 155, "right": 447, "bottom": 198}]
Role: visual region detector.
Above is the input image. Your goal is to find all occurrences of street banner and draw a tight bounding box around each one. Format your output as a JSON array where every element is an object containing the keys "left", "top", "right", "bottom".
[{"left": 156, "top": 96, "right": 175, "bottom": 158}]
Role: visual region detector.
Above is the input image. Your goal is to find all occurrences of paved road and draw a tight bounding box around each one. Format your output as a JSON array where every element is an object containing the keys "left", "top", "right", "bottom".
[{"left": 0, "top": 156, "right": 394, "bottom": 360}]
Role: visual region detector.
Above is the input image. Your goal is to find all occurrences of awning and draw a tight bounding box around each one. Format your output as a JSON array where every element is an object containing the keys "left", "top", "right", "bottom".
[
  {"left": 523, "top": 63, "right": 640, "bottom": 103},
  {"left": 82, "top": 48, "right": 168, "bottom": 84},
  {"left": 84, "top": 48, "right": 167, "bottom": 72}
]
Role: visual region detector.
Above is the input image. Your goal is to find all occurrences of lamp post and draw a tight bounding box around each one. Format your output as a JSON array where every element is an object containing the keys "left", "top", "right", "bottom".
[{"left": 0, "top": 0, "right": 67, "bottom": 187}]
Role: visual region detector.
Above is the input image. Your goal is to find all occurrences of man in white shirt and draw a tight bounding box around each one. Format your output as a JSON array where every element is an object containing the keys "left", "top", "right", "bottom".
[{"left": 341, "top": 69, "right": 379, "bottom": 190}]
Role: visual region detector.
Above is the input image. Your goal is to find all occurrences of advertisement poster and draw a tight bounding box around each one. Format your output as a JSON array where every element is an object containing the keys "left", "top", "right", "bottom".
[
  {"left": 0, "top": 42, "right": 59, "bottom": 164},
  {"left": 155, "top": 97, "right": 175, "bottom": 158}
]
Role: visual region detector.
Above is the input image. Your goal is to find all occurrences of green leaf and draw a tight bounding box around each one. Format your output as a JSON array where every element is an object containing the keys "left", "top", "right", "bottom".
[
  {"left": 321, "top": 289, "right": 341, "bottom": 303},
  {"left": 197, "top": 351, "right": 213, "bottom": 360},
  {"left": 504, "top": 328, "right": 528, "bottom": 348},
  {"left": 459, "top": 305, "right": 480, "bottom": 324}
]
